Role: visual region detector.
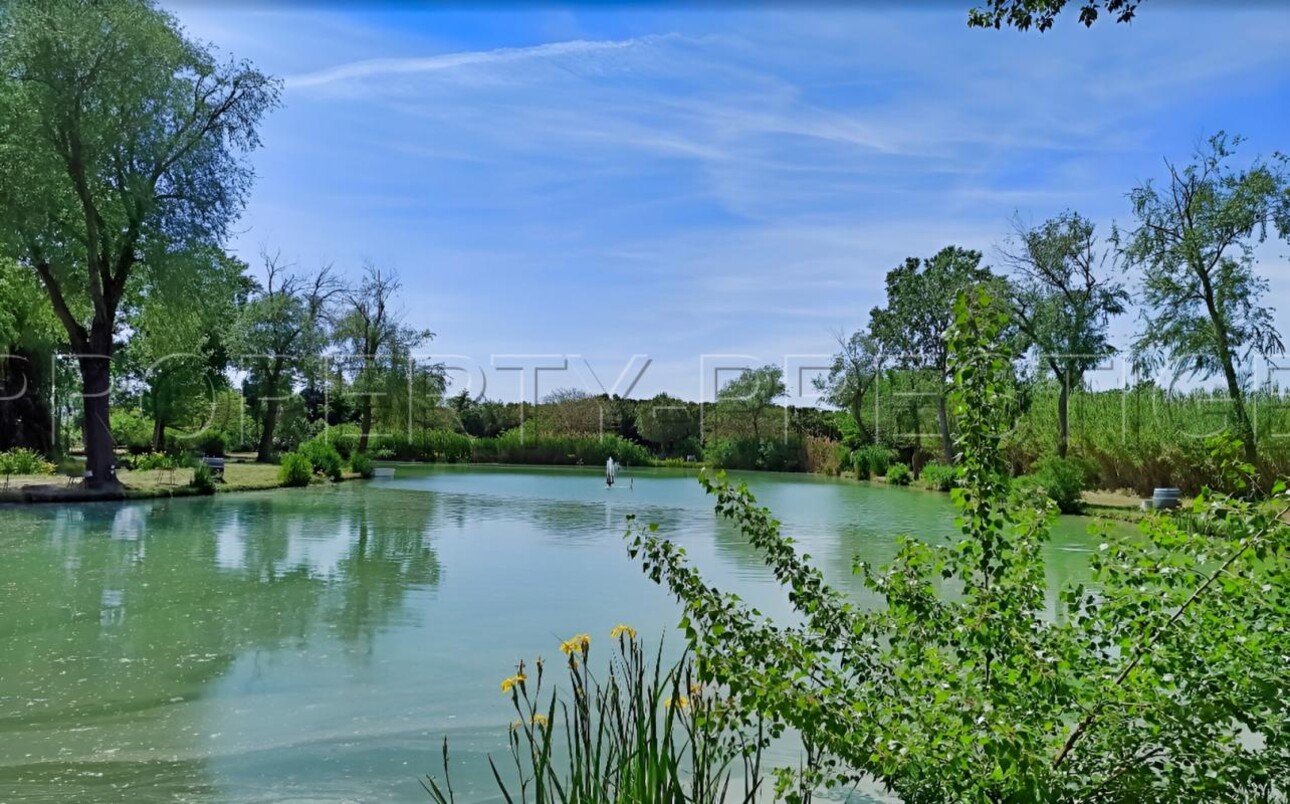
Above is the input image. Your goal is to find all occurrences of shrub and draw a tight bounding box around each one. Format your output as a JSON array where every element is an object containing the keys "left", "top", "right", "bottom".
[
  {"left": 190, "top": 463, "right": 218, "bottom": 495},
  {"left": 474, "top": 431, "right": 653, "bottom": 468},
  {"left": 702, "top": 437, "right": 803, "bottom": 472},
  {"left": 189, "top": 429, "right": 228, "bottom": 458},
  {"left": 0, "top": 448, "right": 55, "bottom": 485},
  {"left": 885, "top": 462, "right": 912, "bottom": 486},
  {"left": 852, "top": 445, "right": 891, "bottom": 480},
  {"left": 1029, "top": 455, "right": 1088, "bottom": 514},
  {"left": 349, "top": 451, "right": 375, "bottom": 479},
  {"left": 129, "top": 452, "right": 178, "bottom": 472},
  {"left": 110, "top": 409, "right": 155, "bottom": 454},
  {"left": 298, "top": 438, "right": 344, "bottom": 481},
  {"left": 918, "top": 461, "right": 957, "bottom": 492},
  {"left": 278, "top": 452, "right": 313, "bottom": 487}
]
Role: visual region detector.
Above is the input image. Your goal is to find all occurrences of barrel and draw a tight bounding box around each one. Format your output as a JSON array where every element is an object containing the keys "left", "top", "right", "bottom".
[{"left": 1151, "top": 487, "right": 1182, "bottom": 510}]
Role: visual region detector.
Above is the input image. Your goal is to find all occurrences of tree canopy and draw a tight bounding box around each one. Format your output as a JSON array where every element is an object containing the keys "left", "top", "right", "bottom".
[
  {"left": 968, "top": 0, "right": 1142, "bottom": 31},
  {"left": 0, "top": 0, "right": 278, "bottom": 485}
]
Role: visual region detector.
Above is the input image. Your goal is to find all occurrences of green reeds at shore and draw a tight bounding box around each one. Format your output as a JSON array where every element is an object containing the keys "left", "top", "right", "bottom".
[{"left": 425, "top": 629, "right": 764, "bottom": 804}]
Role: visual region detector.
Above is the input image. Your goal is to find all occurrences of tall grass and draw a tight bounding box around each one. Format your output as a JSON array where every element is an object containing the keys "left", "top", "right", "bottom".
[
  {"left": 1007, "top": 384, "right": 1290, "bottom": 494},
  {"left": 424, "top": 630, "right": 763, "bottom": 804}
]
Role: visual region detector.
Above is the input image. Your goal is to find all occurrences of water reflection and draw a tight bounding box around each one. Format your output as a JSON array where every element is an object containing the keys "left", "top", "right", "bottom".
[
  {"left": 0, "top": 487, "right": 441, "bottom": 802},
  {"left": 0, "top": 468, "right": 1119, "bottom": 803}
]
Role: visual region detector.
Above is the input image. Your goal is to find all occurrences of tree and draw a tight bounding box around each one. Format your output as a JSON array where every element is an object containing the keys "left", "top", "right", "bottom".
[
  {"left": 815, "top": 329, "right": 882, "bottom": 446},
  {"left": 122, "top": 249, "right": 251, "bottom": 451},
  {"left": 1002, "top": 212, "right": 1128, "bottom": 458},
  {"left": 334, "top": 264, "right": 432, "bottom": 452},
  {"left": 635, "top": 393, "right": 699, "bottom": 455},
  {"left": 968, "top": 0, "right": 1142, "bottom": 31},
  {"left": 0, "top": 0, "right": 278, "bottom": 487},
  {"left": 536, "top": 388, "right": 610, "bottom": 437},
  {"left": 0, "top": 257, "right": 60, "bottom": 452},
  {"left": 869, "top": 246, "right": 998, "bottom": 463},
  {"left": 1124, "top": 133, "right": 1290, "bottom": 466},
  {"left": 714, "top": 365, "right": 785, "bottom": 441},
  {"left": 233, "top": 253, "right": 339, "bottom": 462},
  {"left": 631, "top": 291, "right": 1290, "bottom": 801}
]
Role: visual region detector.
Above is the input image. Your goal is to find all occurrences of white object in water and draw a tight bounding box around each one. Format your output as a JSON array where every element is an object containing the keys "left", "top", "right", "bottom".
[
  {"left": 605, "top": 457, "right": 617, "bottom": 485},
  {"left": 372, "top": 467, "right": 396, "bottom": 479}
]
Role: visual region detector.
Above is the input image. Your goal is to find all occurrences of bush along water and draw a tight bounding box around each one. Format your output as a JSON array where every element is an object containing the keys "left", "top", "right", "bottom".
[
  {"left": 628, "top": 289, "right": 1290, "bottom": 802},
  {"left": 917, "top": 461, "right": 956, "bottom": 492},
  {"left": 349, "top": 451, "right": 375, "bottom": 479},
  {"left": 850, "top": 445, "right": 891, "bottom": 480},
  {"left": 884, "top": 462, "right": 912, "bottom": 486},
  {"left": 1020, "top": 455, "right": 1090, "bottom": 514},
  {"left": 298, "top": 438, "right": 344, "bottom": 481},
  {"left": 425, "top": 628, "right": 765, "bottom": 804},
  {"left": 278, "top": 452, "right": 313, "bottom": 487}
]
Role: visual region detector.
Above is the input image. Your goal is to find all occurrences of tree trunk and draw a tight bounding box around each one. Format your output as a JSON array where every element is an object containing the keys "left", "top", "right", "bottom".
[
  {"left": 1057, "top": 377, "right": 1070, "bottom": 460},
  {"left": 936, "top": 394, "right": 954, "bottom": 464},
  {"left": 78, "top": 350, "right": 118, "bottom": 490},
  {"left": 152, "top": 408, "right": 167, "bottom": 453},
  {"left": 358, "top": 397, "right": 373, "bottom": 453},
  {"left": 1219, "top": 351, "right": 1257, "bottom": 466},
  {"left": 257, "top": 396, "right": 279, "bottom": 463},
  {"left": 1200, "top": 272, "right": 1259, "bottom": 466},
  {"left": 850, "top": 398, "right": 872, "bottom": 446}
]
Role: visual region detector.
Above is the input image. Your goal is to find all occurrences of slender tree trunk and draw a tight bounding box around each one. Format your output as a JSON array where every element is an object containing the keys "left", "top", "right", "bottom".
[
  {"left": 358, "top": 396, "right": 374, "bottom": 452},
  {"left": 850, "top": 398, "right": 872, "bottom": 445},
  {"left": 1057, "top": 377, "right": 1070, "bottom": 460},
  {"left": 1219, "top": 352, "right": 1257, "bottom": 466},
  {"left": 1200, "top": 272, "right": 1259, "bottom": 466},
  {"left": 936, "top": 394, "right": 953, "bottom": 464},
  {"left": 78, "top": 337, "right": 118, "bottom": 490}
]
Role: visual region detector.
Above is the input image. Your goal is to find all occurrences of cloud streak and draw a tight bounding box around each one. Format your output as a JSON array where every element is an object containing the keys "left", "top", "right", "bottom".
[{"left": 285, "top": 35, "right": 674, "bottom": 89}]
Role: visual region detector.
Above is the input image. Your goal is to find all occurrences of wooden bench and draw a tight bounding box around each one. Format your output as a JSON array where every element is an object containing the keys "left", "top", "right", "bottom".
[{"left": 201, "top": 456, "right": 226, "bottom": 479}]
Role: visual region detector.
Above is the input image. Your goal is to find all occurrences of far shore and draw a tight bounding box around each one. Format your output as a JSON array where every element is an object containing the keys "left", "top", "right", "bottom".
[{"left": 1, "top": 454, "right": 1153, "bottom": 519}]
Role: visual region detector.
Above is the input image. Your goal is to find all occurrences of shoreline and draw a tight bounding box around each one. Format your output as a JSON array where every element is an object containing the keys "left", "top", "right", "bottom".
[
  {"left": 0, "top": 461, "right": 361, "bottom": 506},
  {"left": 0, "top": 456, "right": 1150, "bottom": 521}
]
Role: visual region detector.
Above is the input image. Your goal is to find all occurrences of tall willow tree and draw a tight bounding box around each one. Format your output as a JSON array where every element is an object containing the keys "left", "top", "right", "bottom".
[
  {"left": 0, "top": 0, "right": 277, "bottom": 487},
  {"left": 1124, "top": 134, "right": 1290, "bottom": 466}
]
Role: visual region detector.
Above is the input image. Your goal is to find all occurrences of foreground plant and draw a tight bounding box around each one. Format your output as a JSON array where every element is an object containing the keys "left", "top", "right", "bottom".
[
  {"left": 424, "top": 628, "right": 763, "bottom": 803},
  {"left": 629, "top": 289, "right": 1290, "bottom": 802}
]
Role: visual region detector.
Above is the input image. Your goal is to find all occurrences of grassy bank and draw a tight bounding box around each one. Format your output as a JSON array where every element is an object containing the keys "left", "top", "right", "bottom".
[{"left": 0, "top": 461, "right": 359, "bottom": 504}]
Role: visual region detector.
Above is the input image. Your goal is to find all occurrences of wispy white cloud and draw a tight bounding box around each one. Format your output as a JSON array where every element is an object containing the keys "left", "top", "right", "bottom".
[
  {"left": 285, "top": 35, "right": 678, "bottom": 90},
  {"left": 166, "top": 3, "right": 1290, "bottom": 399}
]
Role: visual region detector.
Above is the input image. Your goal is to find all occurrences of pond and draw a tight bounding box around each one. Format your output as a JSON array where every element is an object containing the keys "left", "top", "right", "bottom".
[{"left": 0, "top": 465, "right": 1108, "bottom": 802}]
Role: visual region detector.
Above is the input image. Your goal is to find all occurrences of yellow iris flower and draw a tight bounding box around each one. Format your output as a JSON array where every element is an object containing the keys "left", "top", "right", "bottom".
[
  {"left": 500, "top": 672, "right": 527, "bottom": 693},
  {"left": 610, "top": 624, "right": 637, "bottom": 640},
  {"left": 559, "top": 633, "right": 591, "bottom": 655}
]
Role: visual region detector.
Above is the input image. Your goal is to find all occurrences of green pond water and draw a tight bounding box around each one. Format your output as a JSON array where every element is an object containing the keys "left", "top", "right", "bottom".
[{"left": 0, "top": 465, "right": 1108, "bottom": 802}]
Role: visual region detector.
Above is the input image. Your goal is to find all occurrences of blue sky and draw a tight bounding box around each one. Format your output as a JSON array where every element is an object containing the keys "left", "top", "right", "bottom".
[{"left": 169, "top": 2, "right": 1290, "bottom": 403}]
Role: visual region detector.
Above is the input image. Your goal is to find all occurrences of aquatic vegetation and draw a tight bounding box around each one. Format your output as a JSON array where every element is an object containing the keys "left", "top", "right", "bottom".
[{"left": 426, "top": 629, "right": 764, "bottom": 804}]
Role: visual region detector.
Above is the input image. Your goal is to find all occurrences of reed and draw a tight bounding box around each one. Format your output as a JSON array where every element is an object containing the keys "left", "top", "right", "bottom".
[{"left": 424, "top": 630, "right": 763, "bottom": 804}]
